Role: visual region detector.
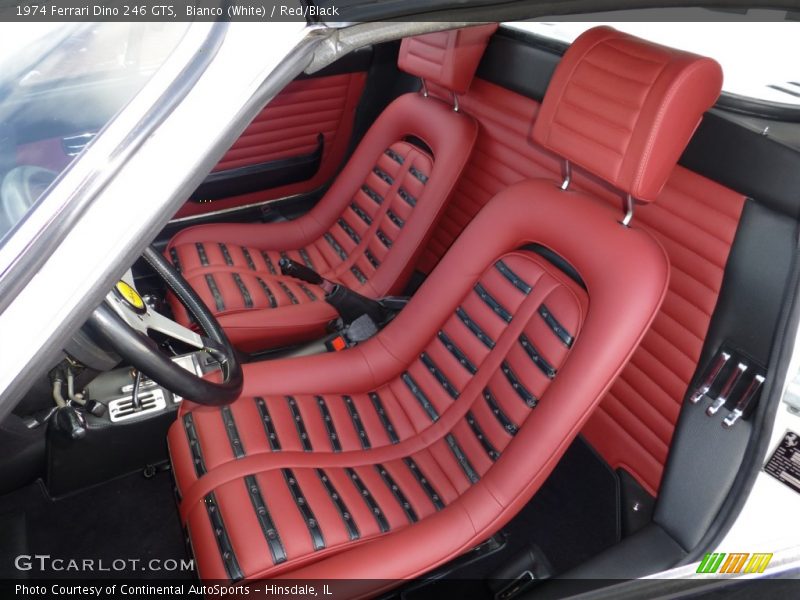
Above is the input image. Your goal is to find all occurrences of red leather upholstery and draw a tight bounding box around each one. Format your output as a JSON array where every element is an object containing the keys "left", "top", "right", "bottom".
[
  {"left": 166, "top": 27, "right": 497, "bottom": 351},
  {"left": 168, "top": 182, "right": 669, "bottom": 583},
  {"left": 416, "top": 75, "right": 743, "bottom": 494},
  {"left": 533, "top": 26, "right": 723, "bottom": 203},
  {"left": 398, "top": 24, "right": 498, "bottom": 95},
  {"left": 174, "top": 73, "right": 366, "bottom": 219},
  {"left": 164, "top": 27, "right": 729, "bottom": 585}
]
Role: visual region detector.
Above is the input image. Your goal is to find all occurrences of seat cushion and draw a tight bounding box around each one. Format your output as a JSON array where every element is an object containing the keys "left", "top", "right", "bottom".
[
  {"left": 168, "top": 180, "right": 669, "bottom": 583},
  {"left": 167, "top": 94, "right": 478, "bottom": 351}
]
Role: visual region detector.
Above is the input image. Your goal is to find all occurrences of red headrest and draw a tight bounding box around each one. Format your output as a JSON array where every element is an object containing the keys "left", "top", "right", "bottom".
[
  {"left": 398, "top": 24, "right": 498, "bottom": 95},
  {"left": 533, "top": 26, "right": 722, "bottom": 203}
]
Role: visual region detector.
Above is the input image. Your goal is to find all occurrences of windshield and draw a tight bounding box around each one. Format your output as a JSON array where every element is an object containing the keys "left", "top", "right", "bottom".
[
  {"left": 506, "top": 19, "right": 800, "bottom": 106},
  {"left": 0, "top": 23, "right": 187, "bottom": 249}
]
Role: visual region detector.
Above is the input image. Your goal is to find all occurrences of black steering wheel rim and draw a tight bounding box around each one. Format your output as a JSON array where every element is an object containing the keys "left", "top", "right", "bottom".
[{"left": 87, "top": 245, "right": 243, "bottom": 406}]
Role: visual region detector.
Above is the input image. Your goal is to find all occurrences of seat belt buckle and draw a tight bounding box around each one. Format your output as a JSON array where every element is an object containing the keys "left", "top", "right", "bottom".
[{"left": 325, "top": 335, "right": 348, "bottom": 352}]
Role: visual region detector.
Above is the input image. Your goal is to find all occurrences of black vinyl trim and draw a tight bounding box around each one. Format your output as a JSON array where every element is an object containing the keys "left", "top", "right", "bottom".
[
  {"left": 519, "top": 334, "right": 557, "bottom": 379},
  {"left": 255, "top": 397, "right": 281, "bottom": 451},
  {"left": 299, "top": 283, "right": 318, "bottom": 301},
  {"left": 277, "top": 281, "right": 299, "bottom": 305},
  {"left": 191, "top": 133, "right": 323, "bottom": 201},
  {"left": 283, "top": 468, "right": 325, "bottom": 551},
  {"left": 495, "top": 260, "right": 532, "bottom": 294},
  {"left": 343, "top": 395, "right": 371, "bottom": 449},
  {"left": 376, "top": 464, "right": 418, "bottom": 523},
  {"left": 195, "top": 242, "right": 209, "bottom": 266},
  {"left": 456, "top": 306, "right": 495, "bottom": 349},
  {"left": 183, "top": 413, "right": 206, "bottom": 477},
  {"left": 376, "top": 229, "right": 393, "bottom": 249},
  {"left": 316, "top": 396, "right": 342, "bottom": 452},
  {"left": 403, "top": 457, "right": 445, "bottom": 511},
  {"left": 255, "top": 277, "right": 277, "bottom": 308},
  {"left": 501, "top": 361, "right": 537, "bottom": 408},
  {"left": 474, "top": 283, "right": 512, "bottom": 323},
  {"left": 385, "top": 147, "right": 404, "bottom": 164},
  {"left": 373, "top": 166, "right": 394, "bottom": 185},
  {"left": 286, "top": 396, "right": 312, "bottom": 451},
  {"left": 351, "top": 265, "right": 368, "bottom": 285},
  {"left": 409, "top": 166, "right": 428, "bottom": 184},
  {"left": 387, "top": 209, "right": 405, "bottom": 228},
  {"left": 324, "top": 232, "right": 348, "bottom": 260},
  {"left": 538, "top": 304, "right": 574, "bottom": 348},
  {"left": 261, "top": 251, "right": 277, "bottom": 275},
  {"left": 338, "top": 217, "right": 361, "bottom": 244},
  {"left": 221, "top": 405, "right": 246, "bottom": 459},
  {"left": 361, "top": 184, "right": 383, "bottom": 205},
  {"left": 232, "top": 273, "right": 253, "bottom": 308},
  {"left": 241, "top": 247, "right": 257, "bottom": 271},
  {"left": 204, "top": 492, "right": 243, "bottom": 581},
  {"left": 370, "top": 391, "right": 399, "bottom": 444},
  {"left": 466, "top": 411, "right": 500, "bottom": 461},
  {"left": 483, "top": 388, "right": 518, "bottom": 436},
  {"left": 445, "top": 433, "right": 479, "bottom": 484},
  {"left": 299, "top": 248, "right": 314, "bottom": 269},
  {"left": 420, "top": 352, "right": 459, "bottom": 399},
  {"left": 169, "top": 247, "right": 181, "bottom": 272},
  {"left": 346, "top": 467, "right": 390, "bottom": 533},
  {"left": 437, "top": 330, "right": 477, "bottom": 374},
  {"left": 219, "top": 243, "right": 234, "bottom": 266},
  {"left": 205, "top": 274, "right": 225, "bottom": 311},
  {"left": 350, "top": 202, "right": 373, "bottom": 225},
  {"left": 365, "top": 249, "right": 380, "bottom": 269},
  {"left": 398, "top": 187, "right": 416, "bottom": 207},
  {"left": 401, "top": 372, "right": 439, "bottom": 421},
  {"left": 244, "top": 475, "right": 287, "bottom": 565},
  {"left": 317, "top": 469, "right": 359, "bottom": 541}
]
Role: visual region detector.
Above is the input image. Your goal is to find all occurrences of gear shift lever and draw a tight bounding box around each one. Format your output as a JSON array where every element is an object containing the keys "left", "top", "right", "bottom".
[{"left": 131, "top": 369, "right": 143, "bottom": 411}]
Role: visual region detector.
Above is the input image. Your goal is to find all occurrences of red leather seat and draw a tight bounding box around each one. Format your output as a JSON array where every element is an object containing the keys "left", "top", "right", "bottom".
[
  {"left": 165, "top": 25, "right": 498, "bottom": 352},
  {"left": 167, "top": 27, "right": 721, "bottom": 586}
]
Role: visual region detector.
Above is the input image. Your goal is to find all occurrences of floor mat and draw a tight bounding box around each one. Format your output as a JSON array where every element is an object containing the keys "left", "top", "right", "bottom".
[
  {"left": 0, "top": 468, "right": 191, "bottom": 579},
  {"left": 511, "top": 436, "right": 620, "bottom": 573}
]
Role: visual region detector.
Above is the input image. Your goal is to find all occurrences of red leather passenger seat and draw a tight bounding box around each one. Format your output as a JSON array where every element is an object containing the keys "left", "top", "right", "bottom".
[
  {"left": 165, "top": 25, "right": 497, "bottom": 352},
  {"left": 167, "top": 27, "right": 720, "bottom": 585}
]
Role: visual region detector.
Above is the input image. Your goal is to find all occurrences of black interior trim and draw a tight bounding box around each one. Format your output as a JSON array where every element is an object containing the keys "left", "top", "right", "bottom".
[{"left": 190, "top": 133, "right": 324, "bottom": 202}]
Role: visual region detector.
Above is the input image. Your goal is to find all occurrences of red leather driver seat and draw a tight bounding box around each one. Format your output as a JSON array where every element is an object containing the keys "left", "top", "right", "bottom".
[
  {"left": 167, "top": 27, "right": 721, "bottom": 588},
  {"left": 165, "top": 25, "right": 498, "bottom": 352}
]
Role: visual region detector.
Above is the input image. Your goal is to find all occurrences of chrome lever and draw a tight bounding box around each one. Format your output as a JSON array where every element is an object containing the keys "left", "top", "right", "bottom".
[
  {"left": 690, "top": 351, "right": 731, "bottom": 403},
  {"left": 723, "top": 374, "right": 765, "bottom": 428},
  {"left": 707, "top": 362, "right": 748, "bottom": 416}
]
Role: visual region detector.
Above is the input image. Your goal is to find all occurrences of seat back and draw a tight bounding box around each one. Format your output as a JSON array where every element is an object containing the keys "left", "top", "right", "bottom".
[{"left": 295, "top": 25, "right": 498, "bottom": 296}]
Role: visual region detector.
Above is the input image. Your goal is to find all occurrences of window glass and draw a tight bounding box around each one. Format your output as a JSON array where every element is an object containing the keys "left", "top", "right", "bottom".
[
  {"left": 0, "top": 23, "right": 188, "bottom": 247},
  {"left": 506, "top": 19, "right": 800, "bottom": 106}
]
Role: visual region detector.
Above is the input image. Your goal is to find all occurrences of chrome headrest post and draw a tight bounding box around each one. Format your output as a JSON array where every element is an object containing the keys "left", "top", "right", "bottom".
[
  {"left": 620, "top": 193, "right": 635, "bottom": 227},
  {"left": 452, "top": 92, "right": 460, "bottom": 112},
  {"left": 420, "top": 78, "right": 429, "bottom": 98},
  {"left": 560, "top": 159, "right": 572, "bottom": 191}
]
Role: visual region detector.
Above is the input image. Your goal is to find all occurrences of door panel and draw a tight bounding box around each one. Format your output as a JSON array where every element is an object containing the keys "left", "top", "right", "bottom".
[{"left": 174, "top": 71, "right": 367, "bottom": 219}]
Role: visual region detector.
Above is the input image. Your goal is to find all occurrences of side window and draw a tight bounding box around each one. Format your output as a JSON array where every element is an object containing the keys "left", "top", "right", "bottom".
[{"left": 0, "top": 23, "right": 187, "bottom": 247}]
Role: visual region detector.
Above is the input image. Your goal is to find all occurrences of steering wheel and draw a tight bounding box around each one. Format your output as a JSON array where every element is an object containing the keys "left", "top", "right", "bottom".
[{"left": 87, "top": 246, "right": 243, "bottom": 406}]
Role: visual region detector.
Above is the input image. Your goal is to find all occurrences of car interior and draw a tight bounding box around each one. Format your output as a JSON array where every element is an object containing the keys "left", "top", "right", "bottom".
[{"left": 1, "top": 17, "right": 799, "bottom": 598}]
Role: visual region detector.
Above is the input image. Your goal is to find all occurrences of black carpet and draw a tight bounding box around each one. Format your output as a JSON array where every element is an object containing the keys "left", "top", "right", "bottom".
[{"left": 0, "top": 469, "right": 191, "bottom": 579}]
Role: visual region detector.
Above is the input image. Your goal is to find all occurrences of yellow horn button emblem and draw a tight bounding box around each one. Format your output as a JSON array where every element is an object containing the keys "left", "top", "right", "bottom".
[{"left": 115, "top": 281, "right": 146, "bottom": 313}]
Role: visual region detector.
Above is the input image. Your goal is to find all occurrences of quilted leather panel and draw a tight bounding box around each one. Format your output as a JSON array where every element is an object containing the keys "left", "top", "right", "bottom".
[
  {"left": 174, "top": 72, "right": 366, "bottom": 218},
  {"left": 172, "top": 252, "right": 588, "bottom": 577},
  {"left": 418, "top": 77, "right": 745, "bottom": 494},
  {"left": 398, "top": 25, "right": 498, "bottom": 95},
  {"left": 533, "top": 26, "right": 723, "bottom": 202}
]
